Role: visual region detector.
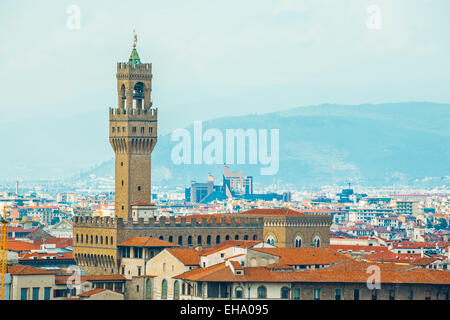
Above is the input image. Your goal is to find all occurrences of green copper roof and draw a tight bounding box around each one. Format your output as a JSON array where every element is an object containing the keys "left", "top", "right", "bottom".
[{"left": 128, "top": 48, "right": 141, "bottom": 67}]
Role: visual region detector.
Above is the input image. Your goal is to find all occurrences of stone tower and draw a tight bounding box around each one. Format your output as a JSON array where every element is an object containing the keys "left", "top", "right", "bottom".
[{"left": 109, "top": 36, "right": 157, "bottom": 220}]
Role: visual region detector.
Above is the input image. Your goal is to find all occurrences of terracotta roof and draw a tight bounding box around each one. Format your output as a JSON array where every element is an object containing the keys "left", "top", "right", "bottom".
[
  {"left": 8, "top": 265, "right": 55, "bottom": 275},
  {"left": 7, "top": 240, "right": 40, "bottom": 252},
  {"left": 175, "top": 263, "right": 450, "bottom": 285},
  {"left": 330, "top": 245, "right": 390, "bottom": 253},
  {"left": 55, "top": 274, "right": 126, "bottom": 285},
  {"left": 118, "top": 236, "right": 178, "bottom": 248},
  {"left": 239, "top": 209, "right": 306, "bottom": 216},
  {"left": 363, "top": 251, "right": 440, "bottom": 266},
  {"left": 200, "top": 240, "right": 260, "bottom": 256},
  {"left": 251, "top": 248, "right": 351, "bottom": 266},
  {"left": 33, "top": 237, "right": 73, "bottom": 248},
  {"left": 131, "top": 202, "right": 154, "bottom": 206},
  {"left": 230, "top": 260, "right": 243, "bottom": 270},
  {"left": 19, "top": 252, "right": 74, "bottom": 261},
  {"left": 166, "top": 248, "right": 201, "bottom": 266},
  {"left": 78, "top": 288, "right": 106, "bottom": 297}
]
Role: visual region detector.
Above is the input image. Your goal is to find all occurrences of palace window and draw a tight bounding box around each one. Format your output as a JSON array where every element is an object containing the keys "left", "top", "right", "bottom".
[
  {"left": 21, "top": 288, "right": 29, "bottom": 300},
  {"left": 314, "top": 288, "right": 321, "bottom": 300},
  {"left": 257, "top": 286, "right": 267, "bottom": 299},
  {"left": 372, "top": 289, "right": 378, "bottom": 300},
  {"left": 132, "top": 127, "right": 136, "bottom": 133},
  {"left": 390, "top": 290, "right": 395, "bottom": 300},
  {"left": 141, "top": 127, "right": 145, "bottom": 133},
  {"left": 313, "top": 236, "right": 321, "bottom": 248},
  {"left": 174, "top": 281, "right": 180, "bottom": 300},
  {"left": 161, "top": 280, "right": 168, "bottom": 299},
  {"left": 293, "top": 288, "right": 301, "bottom": 300},
  {"left": 281, "top": 287, "right": 290, "bottom": 299},
  {"left": 146, "top": 278, "right": 152, "bottom": 298},
  {"left": 295, "top": 236, "right": 302, "bottom": 248},
  {"left": 235, "top": 287, "right": 243, "bottom": 299},
  {"left": 335, "top": 289, "right": 342, "bottom": 300},
  {"left": 354, "top": 289, "right": 360, "bottom": 300}
]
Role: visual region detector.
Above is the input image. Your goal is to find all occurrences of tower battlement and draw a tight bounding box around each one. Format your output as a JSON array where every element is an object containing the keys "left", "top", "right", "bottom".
[
  {"left": 74, "top": 215, "right": 264, "bottom": 229},
  {"left": 117, "top": 62, "right": 152, "bottom": 72},
  {"left": 74, "top": 215, "right": 120, "bottom": 228}
]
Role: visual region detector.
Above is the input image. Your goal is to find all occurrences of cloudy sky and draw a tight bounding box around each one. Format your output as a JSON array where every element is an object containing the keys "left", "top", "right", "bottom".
[{"left": 0, "top": 0, "right": 449, "bottom": 134}]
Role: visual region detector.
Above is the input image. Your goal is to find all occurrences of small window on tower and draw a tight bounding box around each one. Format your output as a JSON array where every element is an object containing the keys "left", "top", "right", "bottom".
[
  {"left": 141, "top": 127, "right": 145, "bottom": 133},
  {"left": 149, "top": 127, "right": 153, "bottom": 134},
  {"left": 132, "top": 127, "right": 136, "bottom": 133},
  {"left": 112, "top": 127, "right": 115, "bottom": 133},
  {"left": 121, "top": 162, "right": 123, "bottom": 167},
  {"left": 117, "top": 127, "right": 120, "bottom": 132},
  {"left": 121, "top": 180, "right": 124, "bottom": 186},
  {"left": 122, "top": 126, "right": 125, "bottom": 132},
  {"left": 138, "top": 186, "right": 141, "bottom": 191}
]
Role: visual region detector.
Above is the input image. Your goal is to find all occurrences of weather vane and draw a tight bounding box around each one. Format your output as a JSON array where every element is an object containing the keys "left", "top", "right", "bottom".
[{"left": 133, "top": 29, "right": 137, "bottom": 48}]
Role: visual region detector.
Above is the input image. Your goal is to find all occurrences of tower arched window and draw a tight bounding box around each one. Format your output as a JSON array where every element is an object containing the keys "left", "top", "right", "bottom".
[
  {"left": 197, "top": 235, "right": 202, "bottom": 245},
  {"left": 266, "top": 235, "right": 275, "bottom": 246},
  {"left": 187, "top": 236, "right": 192, "bottom": 246},
  {"left": 206, "top": 235, "right": 211, "bottom": 245},
  {"left": 178, "top": 236, "right": 183, "bottom": 246},
  {"left": 216, "top": 235, "right": 221, "bottom": 244},
  {"left": 225, "top": 235, "right": 230, "bottom": 241}
]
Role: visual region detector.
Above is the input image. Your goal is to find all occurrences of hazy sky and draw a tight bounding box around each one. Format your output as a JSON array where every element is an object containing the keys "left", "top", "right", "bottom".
[{"left": 1, "top": 0, "right": 449, "bottom": 134}]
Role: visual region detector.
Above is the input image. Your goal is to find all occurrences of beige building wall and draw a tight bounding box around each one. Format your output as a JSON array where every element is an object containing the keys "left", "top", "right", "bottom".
[{"left": 146, "top": 250, "right": 191, "bottom": 300}]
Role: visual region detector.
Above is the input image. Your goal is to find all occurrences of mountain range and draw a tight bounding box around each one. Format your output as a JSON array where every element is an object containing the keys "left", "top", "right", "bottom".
[{"left": 1, "top": 102, "right": 449, "bottom": 189}]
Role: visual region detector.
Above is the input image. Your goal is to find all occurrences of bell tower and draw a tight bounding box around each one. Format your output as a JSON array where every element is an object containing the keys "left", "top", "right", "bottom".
[{"left": 109, "top": 33, "right": 157, "bottom": 220}]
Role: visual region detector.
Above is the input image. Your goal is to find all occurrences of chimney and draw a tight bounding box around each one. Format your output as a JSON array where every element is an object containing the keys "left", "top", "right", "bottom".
[{"left": 16, "top": 180, "right": 19, "bottom": 195}]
